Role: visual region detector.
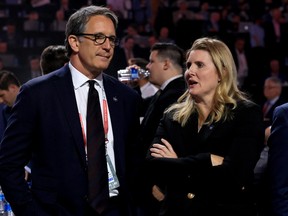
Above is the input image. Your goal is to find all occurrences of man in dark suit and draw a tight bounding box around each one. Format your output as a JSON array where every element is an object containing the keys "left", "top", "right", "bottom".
[
  {"left": 0, "top": 70, "right": 21, "bottom": 141},
  {"left": 268, "top": 103, "right": 288, "bottom": 215},
  {"left": 263, "top": 6, "right": 288, "bottom": 61},
  {"left": 230, "top": 35, "right": 252, "bottom": 90},
  {"left": 40, "top": 45, "right": 69, "bottom": 75},
  {"left": 138, "top": 43, "right": 186, "bottom": 216},
  {"left": 262, "top": 76, "right": 287, "bottom": 129},
  {"left": 141, "top": 43, "right": 186, "bottom": 155},
  {"left": 0, "top": 5, "right": 141, "bottom": 216}
]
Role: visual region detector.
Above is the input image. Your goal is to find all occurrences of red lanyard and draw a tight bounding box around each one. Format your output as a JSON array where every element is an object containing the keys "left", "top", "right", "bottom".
[{"left": 102, "top": 99, "right": 109, "bottom": 143}]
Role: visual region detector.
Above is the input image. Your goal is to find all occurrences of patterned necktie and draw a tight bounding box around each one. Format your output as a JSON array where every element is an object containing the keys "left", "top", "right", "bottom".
[
  {"left": 262, "top": 101, "right": 271, "bottom": 116},
  {"left": 86, "top": 80, "right": 109, "bottom": 214}
]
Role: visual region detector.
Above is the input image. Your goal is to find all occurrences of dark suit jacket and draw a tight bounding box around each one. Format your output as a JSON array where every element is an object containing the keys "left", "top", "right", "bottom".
[
  {"left": 147, "top": 100, "right": 264, "bottom": 216},
  {"left": 264, "top": 21, "right": 288, "bottom": 50},
  {"left": 0, "top": 64, "right": 142, "bottom": 216},
  {"left": 268, "top": 103, "right": 288, "bottom": 216},
  {"left": 230, "top": 40, "right": 253, "bottom": 89},
  {"left": 140, "top": 76, "right": 186, "bottom": 155},
  {"left": 262, "top": 96, "right": 287, "bottom": 129},
  {"left": 137, "top": 77, "right": 186, "bottom": 214},
  {"left": 0, "top": 105, "right": 13, "bottom": 142}
]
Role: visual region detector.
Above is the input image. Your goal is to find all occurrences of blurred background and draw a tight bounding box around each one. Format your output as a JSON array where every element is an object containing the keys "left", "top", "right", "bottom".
[{"left": 0, "top": 0, "right": 288, "bottom": 103}]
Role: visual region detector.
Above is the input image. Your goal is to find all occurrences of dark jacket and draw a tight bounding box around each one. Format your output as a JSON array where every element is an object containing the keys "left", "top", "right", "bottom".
[
  {"left": 0, "top": 64, "right": 142, "bottom": 216},
  {"left": 138, "top": 76, "right": 186, "bottom": 215},
  {"left": 140, "top": 76, "right": 186, "bottom": 156},
  {"left": 268, "top": 103, "right": 288, "bottom": 216},
  {"left": 147, "top": 100, "right": 264, "bottom": 216},
  {"left": 262, "top": 96, "right": 287, "bottom": 129}
]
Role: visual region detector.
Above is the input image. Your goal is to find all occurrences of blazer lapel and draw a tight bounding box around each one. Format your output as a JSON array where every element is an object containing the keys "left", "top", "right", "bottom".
[
  {"left": 53, "top": 67, "right": 86, "bottom": 165},
  {"left": 102, "top": 76, "right": 123, "bottom": 163}
]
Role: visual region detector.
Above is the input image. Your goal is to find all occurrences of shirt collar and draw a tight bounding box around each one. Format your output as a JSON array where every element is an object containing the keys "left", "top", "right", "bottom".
[
  {"left": 269, "top": 96, "right": 279, "bottom": 105},
  {"left": 160, "top": 74, "right": 182, "bottom": 90},
  {"left": 69, "top": 62, "right": 104, "bottom": 89}
]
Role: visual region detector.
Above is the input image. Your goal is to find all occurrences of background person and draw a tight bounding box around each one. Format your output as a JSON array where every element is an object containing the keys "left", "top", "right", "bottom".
[
  {"left": 127, "top": 57, "right": 159, "bottom": 118},
  {"left": 28, "top": 55, "right": 42, "bottom": 79},
  {"left": 140, "top": 42, "right": 186, "bottom": 155},
  {"left": 40, "top": 44, "right": 69, "bottom": 75},
  {"left": 138, "top": 42, "right": 186, "bottom": 216},
  {"left": 0, "top": 70, "right": 31, "bottom": 181},
  {"left": 253, "top": 125, "right": 272, "bottom": 216},
  {"left": 268, "top": 103, "right": 288, "bottom": 216},
  {"left": 147, "top": 37, "right": 264, "bottom": 216},
  {"left": 127, "top": 57, "right": 158, "bottom": 100},
  {"left": 261, "top": 76, "right": 286, "bottom": 129},
  {"left": 0, "top": 70, "right": 21, "bottom": 140},
  {"left": 0, "top": 5, "right": 142, "bottom": 216}
]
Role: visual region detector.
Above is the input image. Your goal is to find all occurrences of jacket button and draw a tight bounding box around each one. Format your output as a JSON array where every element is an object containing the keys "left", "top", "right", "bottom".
[{"left": 187, "top": 193, "right": 195, "bottom": 199}]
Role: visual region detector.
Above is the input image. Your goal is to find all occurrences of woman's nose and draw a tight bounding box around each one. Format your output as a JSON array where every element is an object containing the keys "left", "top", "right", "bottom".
[{"left": 186, "top": 68, "right": 195, "bottom": 76}]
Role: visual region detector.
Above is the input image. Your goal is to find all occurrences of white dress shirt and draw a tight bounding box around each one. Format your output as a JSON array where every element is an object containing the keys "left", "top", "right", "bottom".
[{"left": 69, "top": 63, "right": 118, "bottom": 196}]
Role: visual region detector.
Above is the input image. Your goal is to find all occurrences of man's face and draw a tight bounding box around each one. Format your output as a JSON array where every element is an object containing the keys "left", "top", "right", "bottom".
[
  {"left": 0, "top": 84, "right": 19, "bottom": 107},
  {"left": 146, "top": 51, "right": 165, "bottom": 87},
  {"left": 71, "top": 15, "right": 116, "bottom": 77},
  {"left": 264, "top": 80, "right": 281, "bottom": 100}
]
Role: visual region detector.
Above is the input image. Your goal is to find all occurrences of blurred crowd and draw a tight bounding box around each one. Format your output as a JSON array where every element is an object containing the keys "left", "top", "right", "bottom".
[
  {"left": 0, "top": 2, "right": 288, "bottom": 215},
  {"left": 0, "top": 0, "right": 288, "bottom": 103}
]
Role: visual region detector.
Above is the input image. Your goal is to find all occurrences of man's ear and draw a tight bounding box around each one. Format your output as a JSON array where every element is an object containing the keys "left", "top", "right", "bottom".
[
  {"left": 163, "top": 59, "right": 169, "bottom": 70},
  {"left": 8, "top": 84, "right": 19, "bottom": 93},
  {"left": 68, "top": 35, "right": 80, "bottom": 53}
]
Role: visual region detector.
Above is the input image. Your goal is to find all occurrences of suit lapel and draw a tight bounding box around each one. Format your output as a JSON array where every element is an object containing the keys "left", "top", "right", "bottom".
[
  {"left": 103, "top": 76, "right": 122, "bottom": 136},
  {"left": 53, "top": 66, "right": 86, "bottom": 165},
  {"left": 102, "top": 76, "right": 124, "bottom": 164}
]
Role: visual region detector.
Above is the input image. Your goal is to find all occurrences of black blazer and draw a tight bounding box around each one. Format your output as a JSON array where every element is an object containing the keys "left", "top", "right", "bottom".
[
  {"left": 264, "top": 21, "right": 288, "bottom": 50},
  {"left": 137, "top": 77, "right": 186, "bottom": 213},
  {"left": 0, "top": 64, "right": 142, "bottom": 216},
  {"left": 147, "top": 100, "right": 264, "bottom": 216},
  {"left": 140, "top": 76, "right": 186, "bottom": 155}
]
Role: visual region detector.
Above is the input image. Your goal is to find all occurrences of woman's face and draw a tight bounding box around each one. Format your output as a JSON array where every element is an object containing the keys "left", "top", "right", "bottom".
[{"left": 185, "top": 49, "right": 220, "bottom": 103}]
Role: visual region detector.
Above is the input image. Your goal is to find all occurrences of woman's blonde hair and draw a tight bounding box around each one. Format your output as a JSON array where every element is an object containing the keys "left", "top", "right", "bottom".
[{"left": 166, "top": 37, "right": 248, "bottom": 126}]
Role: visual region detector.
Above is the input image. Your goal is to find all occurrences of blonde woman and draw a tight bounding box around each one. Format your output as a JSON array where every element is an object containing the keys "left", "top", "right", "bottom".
[{"left": 147, "top": 37, "right": 264, "bottom": 216}]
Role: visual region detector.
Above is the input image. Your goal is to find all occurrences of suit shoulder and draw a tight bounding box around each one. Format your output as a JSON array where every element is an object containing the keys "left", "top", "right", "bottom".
[
  {"left": 170, "top": 76, "right": 186, "bottom": 86},
  {"left": 275, "top": 102, "right": 288, "bottom": 115},
  {"left": 232, "top": 100, "right": 263, "bottom": 123},
  {"left": 163, "top": 77, "right": 186, "bottom": 93},
  {"left": 276, "top": 96, "right": 288, "bottom": 105},
  {"left": 236, "top": 99, "right": 260, "bottom": 110},
  {"left": 22, "top": 68, "right": 67, "bottom": 88}
]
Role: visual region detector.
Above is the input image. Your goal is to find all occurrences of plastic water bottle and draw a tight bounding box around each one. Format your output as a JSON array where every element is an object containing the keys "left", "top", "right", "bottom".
[
  {"left": 0, "top": 187, "right": 5, "bottom": 215},
  {"left": 4, "top": 202, "right": 14, "bottom": 216}
]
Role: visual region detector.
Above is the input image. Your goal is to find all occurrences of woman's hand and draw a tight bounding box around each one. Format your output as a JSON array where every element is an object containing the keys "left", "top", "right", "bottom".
[
  {"left": 211, "top": 154, "right": 224, "bottom": 166},
  {"left": 150, "top": 138, "right": 178, "bottom": 158},
  {"left": 152, "top": 185, "right": 165, "bottom": 201}
]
